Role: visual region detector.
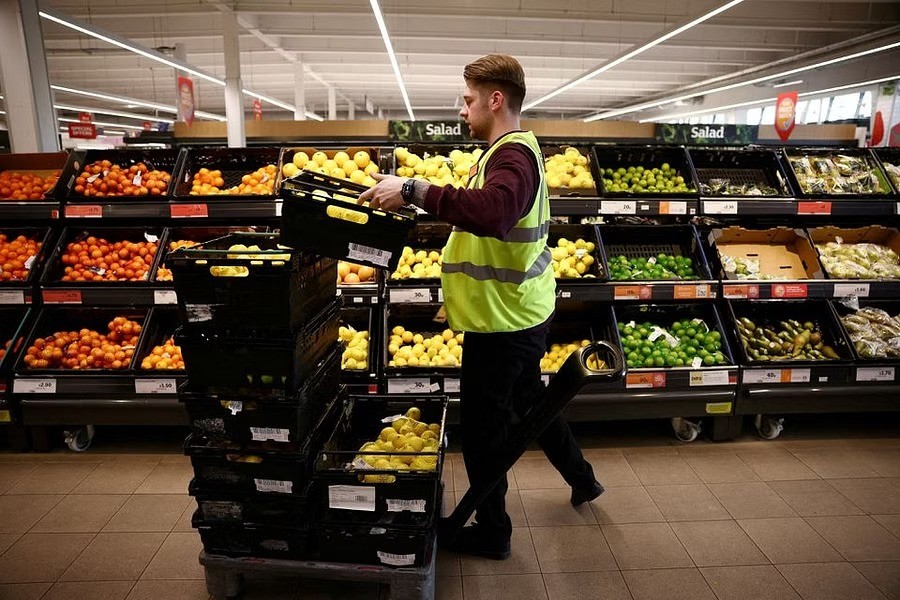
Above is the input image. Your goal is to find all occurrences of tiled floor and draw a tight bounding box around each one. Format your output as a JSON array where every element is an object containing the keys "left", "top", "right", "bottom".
[{"left": 0, "top": 430, "right": 899, "bottom": 599}]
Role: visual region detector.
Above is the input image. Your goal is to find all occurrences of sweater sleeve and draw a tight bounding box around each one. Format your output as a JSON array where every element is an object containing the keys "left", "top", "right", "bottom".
[{"left": 421, "top": 144, "right": 539, "bottom": 239}]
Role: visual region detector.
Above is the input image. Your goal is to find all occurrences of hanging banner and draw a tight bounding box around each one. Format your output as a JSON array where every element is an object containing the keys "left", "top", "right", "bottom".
[
  {"left": 143, "top": 121, "right": 152, "bottom": 131},
  {"left": 774, "top": 91, "right": 798, "bottom": 142},
  {"left": 177, "top": 76, "right": 195, "bottom": 127},
  {"left": 655, "top": 124, "right": 758, "bottom": 145},
  {"left": 67, "top": 123, "right": 97, "bottom": 139},
  {"left": 78, "top": 112, "right": 92, "bottom": 123},
  {"left": 389, "top": 120, "right": 472, "bottom": 142},
  {"left": 870, "top": 83, "right": 900, "bottom": 147},
  {"left": 253, "top": 98, "right": 263, "bottom": 121}
]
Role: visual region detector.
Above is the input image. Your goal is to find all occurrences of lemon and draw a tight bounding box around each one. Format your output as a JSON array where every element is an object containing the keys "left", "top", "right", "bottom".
[
  {"left": 292, "top": 151, "right": 310, "bottom": 168},
  {"left": 395, "top": 147, "right": 409, "bottom": 162},
  {"left": 282, "top": 162, "right": 300, "bottom": 178},
  {"left": 362, "top": 176, "right": 377, "bottom": 188},
  {"left": 334, "top": 151, "right": 350, "bottom": 167},
  {"left": 374, "top": 458, "right": 391, "bottom": 470},
  {"left": 392, "top": 417, "right": 408, "bottom": 432},
  {"left": 354, "top": 151, "right": 371, "bottom": 169},
  {"left": 365, "top": 162, "right": 379, "bottom": 176}
]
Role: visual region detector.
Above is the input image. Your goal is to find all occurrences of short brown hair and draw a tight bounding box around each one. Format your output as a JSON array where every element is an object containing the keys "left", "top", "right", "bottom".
[{"left": 463, "top": 54, "right": 527, "bottom": 113}]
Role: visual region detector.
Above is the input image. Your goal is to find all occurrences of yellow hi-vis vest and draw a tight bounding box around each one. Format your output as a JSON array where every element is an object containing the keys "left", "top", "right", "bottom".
[{"left": 440, "top": 130, "right": 555, "bottom": 333}]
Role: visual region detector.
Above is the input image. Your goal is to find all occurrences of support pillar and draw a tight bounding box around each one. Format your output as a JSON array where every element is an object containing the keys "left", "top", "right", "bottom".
[
  {"left": 328, "top": 87, "right": 337, "bottom": 121},
  {"left": 222, "top": 11, "right": 245, "bottom": 147},
  {"left": 293, "top": 62, "right": 307, "bottom": 120}
]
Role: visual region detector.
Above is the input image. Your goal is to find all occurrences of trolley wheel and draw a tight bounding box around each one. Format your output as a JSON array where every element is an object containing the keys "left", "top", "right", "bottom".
[
  {"left": 755, "top": 415, "right": 784, "bottom": 440},
  {"left": 671, "top": 417, "right": 701, "bottom": 443},
  {"left": 64, "top": 425, "right": 95, "bottom": 452}
]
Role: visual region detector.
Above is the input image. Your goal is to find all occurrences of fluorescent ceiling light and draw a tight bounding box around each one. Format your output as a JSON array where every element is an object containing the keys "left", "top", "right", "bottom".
[
  {"left": 103, "top": 130, "right": 127, "bottom": 135},
  {"left": 523, "top": 0, "right": 745, "bottom": 111},
  {"left": 772, "top": 79, "right": 804, "bottom": 88},
  {"left": 51, "top": 84, "right": 227, "bottom": 121},
  {"left": 586, "top": 39, "right": 900, "bottom": 121},
  {"left": 369, "top": 0, "right": 415, "bottom": 121},
  {"left": 59, "top": 116, "right": 149, "bottom": 131},
  {"left": 54, "top": 103, "right": 176, "bottom": 124},
  {"left": 240, "top": 89, "right": 324, "bottom": 121}
]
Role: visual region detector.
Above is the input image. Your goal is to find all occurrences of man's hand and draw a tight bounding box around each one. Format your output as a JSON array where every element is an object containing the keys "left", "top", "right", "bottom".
[{"left": 357, "top": 173, "right": 407, "bottom": 211}]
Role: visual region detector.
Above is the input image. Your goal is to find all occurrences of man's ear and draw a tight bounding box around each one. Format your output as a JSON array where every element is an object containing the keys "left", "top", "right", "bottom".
[{"left": 489, "top": 90, "right": 505, "bottom": 113}]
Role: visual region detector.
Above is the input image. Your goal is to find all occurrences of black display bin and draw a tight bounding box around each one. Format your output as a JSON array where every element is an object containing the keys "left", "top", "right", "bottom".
[
  {"left": 688, "top": 147, "right": 794, "bottom": 198},
  {"left": 173, "top": 147, "right": 283, "bottom": 200},
  {"left": 599, "top": 224, "right": 713, "bottom": 280},
  {"left": 61, "top": 148, "right": 181, "bottom": 201},
  {"left": 592, "top": 145, "right": 700, "bottom": 198}
]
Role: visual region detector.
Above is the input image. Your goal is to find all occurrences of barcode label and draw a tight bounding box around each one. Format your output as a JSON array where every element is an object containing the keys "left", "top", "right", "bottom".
[
  {"left": 329, "top": 485, "right": 376, "bottom": 512},
  {"left": 185, "top": 304, "right": 214, "bottom": 323},
  {"left": 254, "top": 478, "right": 293, "bottom": 494},
  {"left": 386, "top": 498, "right": 426, "bottom": 513},
  {"left": 377, "top": 551, "right": 416, "bottom": 566},
  {"left": 250, "top": 427, "right": 290, "bottom": 442},
  {"left": 347, "top": 243, "right": 391, "bottom": 267}
]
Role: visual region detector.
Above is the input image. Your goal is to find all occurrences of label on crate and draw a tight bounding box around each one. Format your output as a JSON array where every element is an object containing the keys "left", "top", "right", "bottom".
[
  {"left": 377, "top": 551, "right": 416, "bottom": 567},
  {"left": 833, "top": 283, "right": 870, "bottom": 298},
  {"left": 614, "top": 285, "right": 652, "bottom": 300},
  {"left": 429, "top": 382, "right": 440, "bottom": 392},
  {"left": 0, "top": 290, "right": 25, "bottom": 305},
  {"left": 600, "top": 200, "right": 636, "bottom": 215},
  {"left": 743, "top": 369, "right": 780, "bottom": 384},
  {"left": 704, "top": 200, "right": 738, "bottom": 215},
  {"left": 153, "top": 290, "right": 178, "bottom": 305},
  {"left": 797, "top": 201, "right": 832, "bottom": 215},
  {"left": 723, "top": 284, "right": 760, "bottom": 299},
  {"left": 275, "top": 201, "right": 283, "bottom": 217},
  {"left": 347, "top": 243, "right": 392, "bottom": 267},
  {"left": 659, "top": 201, "right": 687, "bottom": 215},
  {"left": 856, "top": 367, "right": 895, "bottom": 382},
  {"left": 64, "top": 204, "right": 103, "bottom": 218},
  {"left": 674, "top": 284, "right": 711, "bottom": 299},
  {"left": 625, "top": 372, "right": 666, "bottom": 389},
  {"left": 134, "top": 378, "right": 176, "bottom": 394},
  {"left": 705, "top": 402, "right": 733, "bottom": 414},
  {"left": 770, "top": 283, "right": 807, "bottom": 299},
  {"left": 689, "top": 370, "right": 730, "bottom": 387},
  {"left": 170, "top": 203, "right": 209, "bottom": 218},
  {"left": 329, "top": 485, "right": 376, "bottom": 512},
  {"left": 42, "top": 290, "right": 82, "bottom": 304},
  {"left": 387, "top": 378, "right": 431, "bottom": 394},
  {"left": 254, "top": 478, "right": 293, "bottom": 494},
  {"left": 13, "top": 379, "right": 56, "bottom": 394},
  {"left": 389, "top": 288, "right": 431, "bottom": 303},
  {"left": 185, "top": 304, "right": 214, "bottom": 323},
  {"left": 444, "top": 378, "right": 460, "bottom": 393},
  {"left": 386, "top": 498, "right": 426, "bottom": 513},
  {"left": 782, "top": 368, "right": 811, "bottom": 383},
  {"left": 250, "top": 427, "right": 291, "bottom": 442}
]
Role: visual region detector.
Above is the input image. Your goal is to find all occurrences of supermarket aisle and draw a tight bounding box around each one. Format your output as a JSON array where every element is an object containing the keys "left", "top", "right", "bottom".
[{"left": 0, "top": 427, "right": 898, "bottom": 600}]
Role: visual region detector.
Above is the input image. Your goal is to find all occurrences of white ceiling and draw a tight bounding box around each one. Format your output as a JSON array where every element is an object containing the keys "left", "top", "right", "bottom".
[{"left": 6, "top": 0, "right": 900, "bottom": 127}]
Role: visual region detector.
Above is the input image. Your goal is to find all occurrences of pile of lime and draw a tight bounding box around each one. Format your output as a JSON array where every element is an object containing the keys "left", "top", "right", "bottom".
[
  {"left": 609, "top": 254, "right": 698, "bottom": 280},
  {"left": 601, "top": 163, "right": 695, "bottom": 194},
  {"left": 619, "top": 319, "right": 728, "bottom": 369}
]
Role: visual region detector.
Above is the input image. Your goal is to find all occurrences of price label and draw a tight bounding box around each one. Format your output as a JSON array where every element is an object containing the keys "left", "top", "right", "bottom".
[
  {"left": 13, "top": 379, "right": 57, "bottom": 394},
  {"left": 771, "top": 283, "right": 808, "bottom": 299},
  {"left": 386, "top": 498, "right": 426, "bottom": 513},
  {"left": 614, "top": 285, "right": 652, "bottom": 300},
  {"left": 704, "top": 200, "right": 738, "bottom": 215},
  {"left": 600, "top": 201, "right": 636, "bottom": 215},
  {"left": 42, "top": 290, "right": 82, "bottom": 304},
  {"left": 444, "top": 378, "right": 460, "bottom": 393},
  {"left": 782, "top": 368, "right": 811, "bottom": 383},
  {"left": 625, "top": 372, "right": 666, "bottom": 389},
  {"left": 329, "top": 485, "right": 376, "bottom": 512},
  {"left": 674, "top": 284, "right": 711, "bottom": 300},
  {"left": 743, "top": 369, "right": 780, "bottom": 384},
  {"left": 558, "top": 290, "right": 572, "bottom": 299},
  {"left": 0, "top": 290, "right": 25, "bottom": 305},
  {"left": 856, "top": 367, "right": 895, "bottom": 382},
  {"left": 689, "top": 370, "right": 731, "bottom": 387},
  {"left": 250, "top": 427, "right": 291, "bottom": 442},
  {"left": 659, "top": 201, "right": 687, "bottom": 215},
  {"left": 797, "top": 201, "right": 832, "bottom": 215},
  {"left": 134, "top": 378, "right": 177, "bottom": 394},
  {"left": 705, "top": 402, "right": 733, "bottom": 415},
  {"left": 275, "top": 201, "right": 283, "bottom": 217},
  {"left": 153, "top": 290, "right": 178, "bottom": 305},
  {"left": 64, "top": 205, "right": 103, "bottom": 218},
  {"left": 437, "top": 287, "right": 444, "bottom": 303},
  {"left": 723, "top": 284, "right": 760, "bottom": 299},
  {"left": 387, "top": 378, "right": 431, "bottom": 394},
  {"left": 170, "top": 203, "right": 209, "bottom": 218},
  {"left": 389, "top": 288, "right": 430, "bottom": 303},
  {"left": 833, "top": 283, "right": 870, "bottom": 298}
]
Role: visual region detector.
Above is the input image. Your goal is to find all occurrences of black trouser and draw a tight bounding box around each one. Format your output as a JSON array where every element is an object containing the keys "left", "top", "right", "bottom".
[{"left": 459, "top": 317, "right": 596, "bottom": 541}]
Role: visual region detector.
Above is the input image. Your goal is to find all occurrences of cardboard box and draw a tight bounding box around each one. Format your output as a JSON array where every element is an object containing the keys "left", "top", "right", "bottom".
[
  {"left": 710, "top": 227, "right": 823, "bottom": 280},
  {"left": 807, "top": 226, "right": 900, "bottom": 255}
]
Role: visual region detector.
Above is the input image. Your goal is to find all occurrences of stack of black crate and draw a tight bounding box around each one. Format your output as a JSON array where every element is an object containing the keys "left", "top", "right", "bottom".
[{"left": 168, "top": 232, "right": 341, "bottom": 560}]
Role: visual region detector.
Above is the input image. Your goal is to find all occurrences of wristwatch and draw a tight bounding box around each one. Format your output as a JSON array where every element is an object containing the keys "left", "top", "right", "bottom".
[{"left": 401, "top": 178, "right": 416, "bottom": 203}]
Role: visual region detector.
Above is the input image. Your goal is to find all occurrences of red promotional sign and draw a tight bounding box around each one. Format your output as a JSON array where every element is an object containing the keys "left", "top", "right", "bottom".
[
  {"left": 143, "top": 121, "right": 152, "bottom": 131},
  {"left": 177, "top": 76, "right": 195, "bottom": 127},
  {"left": 67, "top": 123, "right": 97, "bottom": 139},
  {"left": 774, "top": 92, "right": 798, "bottom": 142},
  {"left": 78, "top": 112, "right": 92, "bottom": 123},
  {"left": 253, "top": 99, "right": 263, "bottom": 121}
]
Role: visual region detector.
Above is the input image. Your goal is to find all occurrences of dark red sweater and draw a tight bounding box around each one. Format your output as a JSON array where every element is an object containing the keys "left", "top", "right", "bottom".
[{"left": 422, "top": 143, "right": 539, "bottom": 239}]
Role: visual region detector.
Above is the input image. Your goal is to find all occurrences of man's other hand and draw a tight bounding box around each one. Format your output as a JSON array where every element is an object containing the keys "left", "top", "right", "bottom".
[{"left": 357, "top": 173, "right": 407, "bottom": 211}]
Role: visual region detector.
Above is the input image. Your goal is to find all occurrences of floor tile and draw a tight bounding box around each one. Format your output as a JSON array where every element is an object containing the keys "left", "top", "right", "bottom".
[
  {"left": 789, "top": 448, "right": 881, "bottom": 479},
  {"left": 862, "top": 449, "right": 900, "bottom": 478},
  {"left": 4, "top": 462, "right": 100, "bottom": 495},
  {"left": 590, "top": 454, "right": 641, "bottom": 487},
  {"left": 441, "top": 459, "right": 454, "bottom": 492},
  {"left": 682, "top": 452, "right": 760, "bottom": 484},
  {"left": 542, "top": 571, "right": 632, "bottom": 600},
  {"left": 72, "top": 462, "right": 157, "bottom": 495},
  {"left": 441, "top": 486, "right": 456, "bottom": 518},
  {"left": 624, "top": 454, "right": 700, "bottom": 486},
  {"left": 0, "top": 533, "right": 94, "bottom": 583},
  {"left": 0, "top": 495, "right": 64, "bottom": 534},
  {"left": 451, "top": 457, "right": 518, "bottom": 492},
  {"left": 708, "top": 482, "right": 797, "bottom": 519},
  {"left": 124, "top": 579, "right": 209, "bottom": 600},
  {"left": 601, "top": 523, "right": 693, "bottom": 570},
  {"left": 103, "top": 495, "right": 192, "bottom": 533},
  {"left": 42, "top": 581, "right": 135, "bottom": 600},
  {"left": 644, "top": 484, "right": 730, "bottom": 522},
  {"left": 519, "top": 488, "right": 596, "bottom": 526},
  {"left": 622, "top": 567, "right": 716, "bottom": 600},
  {"left": 435, "top": 576, "right": 462, "bottom": 600},
  {"left": 777, "top": 562, "right": 887, "bottom": 600},
  {"left": 292, "top": 579, "right": 377, "bottom": 599},
  {"left": 60, "top": 532, "right": 166, "bottom": 581},
  {"left": 173, "top": 503, "right": 196, "bottom": 533},
  {"left": 806, "top": 515, "right": 900, "bottom": 561},
  {"left": 700, "top": 565, "right": 801, "bottom": 600},
  {"left": 460, "top": 528, "right": 539, "bottom": 576},
  {"left": 768, "top": 480, "right": 865, "bottom": 517},
  {"left": 670, "top": 520, "right": 769, "bottom": 566},
  {"left": 0, "top": 583, "right": 52, "bottom": 600},
  {"left": 736, "top": 451, "right": 819, "bottom": 481},
  {"left": 453, "top": 489, "right": 526, "bottom": 528},
  {"left": 853, "top": 561, "right": 900, "bottom": 600},
  {"left": 32, "top": 494, "right": 128, "bottom": 533},
  {"left": 530, "top": 525, "right": 617, "bottom": 572},
  {"left": 737, "top": 517, "right": 842, "bottom": 564},
  {"left": 873, "top": 515, "right": 900, "bottom": 538},
  {"left": 132, "top": 464, "right": 193, "bottom": 495},
  {"left": 0, "top": 533, "right": 20, "bottom": 555},
  {"left": 828, "top": 478, "right": 900, "bottom": 514},
  {"left": 512, "top": 459, "right": 565, "bottom": 490},
  {"left": 462, "top": 573, "right": 548, "bottom": 600},
  {"left": 140, "top": 532, "right": 204, "bottom": 579},
  {"left": 436, "top": 549, "right": 460, "bottom": 579},
  {"left": 591, "top": 486, "right": 665, "bottom": 524},
  {"left": 0, "top": 464, "right": 36, "bottom": 494}
]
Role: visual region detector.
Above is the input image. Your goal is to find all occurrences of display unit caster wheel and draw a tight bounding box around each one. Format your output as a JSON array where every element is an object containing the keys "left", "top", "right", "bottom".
[
  {"left": 755, "top": 415, "right": 784, "bottom": 440},
  {"left": 671, "top": 417, "right": 701, "bottom": 443},
  {"left": 64, "top": 425, "right": 95, "bottom": 452}
]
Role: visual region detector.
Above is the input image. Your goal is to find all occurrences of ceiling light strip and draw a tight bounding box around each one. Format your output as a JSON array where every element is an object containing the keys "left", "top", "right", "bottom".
[
  {"left": 54, "top": 103, "right": 176, "bottom": 124},
  {"left": 772, "top": 79, "right": 804, "bottom": 88},
  {"left": 58, "top": 116, "right": 149, "bottom": 131},
  {"left": 369, "top": 0, "right": 415, "bottom": 121}
]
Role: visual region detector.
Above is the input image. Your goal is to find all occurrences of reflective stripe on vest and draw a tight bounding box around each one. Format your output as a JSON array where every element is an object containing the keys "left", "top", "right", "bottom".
[{"left": 441, "top": 246, "right": 552, "bottom": 285}]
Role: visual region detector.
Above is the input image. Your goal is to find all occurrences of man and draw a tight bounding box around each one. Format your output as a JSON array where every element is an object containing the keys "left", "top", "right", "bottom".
[{"left": 359, "top": 54, "right": 603, "bottom": 560}]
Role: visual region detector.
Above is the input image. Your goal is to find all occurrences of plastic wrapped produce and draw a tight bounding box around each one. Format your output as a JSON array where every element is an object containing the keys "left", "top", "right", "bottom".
[
  {"left": 840, "top": 307, "right": 900, "bottom": 359},
  {"left": 720, "top": 253, "right": 787, "bottom": 280},
  {"left": 816, "top": 238, "right": 900, "bottom": 279},
  {"left": 787, "top": 152, "right": 888, "bottom": 195},
  {"left": 699, "top": 179, "right": 779, "bottom": 196},
  {"left": 884, "top": 161, "right": 900, "bottom": 191}
]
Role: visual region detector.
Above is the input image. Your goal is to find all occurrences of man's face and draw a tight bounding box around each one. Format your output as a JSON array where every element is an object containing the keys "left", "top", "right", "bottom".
[{"left": 459, "top": 83, "right": 491, "bottom": 141}]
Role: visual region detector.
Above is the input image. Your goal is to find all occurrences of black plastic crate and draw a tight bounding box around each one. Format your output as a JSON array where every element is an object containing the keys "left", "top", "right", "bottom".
[
  {"left": 177, "top": 300, "right": 340, "bottom": 397},
  {"left": 541, "top": 144, "right": 600, "bottom": 197},
  {"left": 169, "top": 232, "right": 336, "bottom": 335},
  {"left": 340, "top": 306, "right": 377, "bottom": 383},
  {"left": 542, "top": 302, "right": 619, "bottom": 374},
  {"left": 314, "top": 395, "right": 447, "bottom": 528},
  {"left": 189, "top": 479, "right": 314, "bottom": 526},
  {"left": 193, "top": 511, "right": 311, "bottom": 560},
  {"left": 62, "top": 148, "right": 181, "bottom": 201},
  {"left": 0, "top": 308, "right": 32, "bottom": 376},
  {"left": 781, "top": 148, "right": 892, "bottom": 198},
  {"left": 0, "top": 152, "right": 67, "bottom": 200},
  {"left": 173, "top": 147, "right": 282, "bottom": 200},
  {"left": 387, "top": 222, "right": 450, "bottom": 286},
  {"left": 316, "top": 517, "right": 435, "bottom": 568},
  {"left": 383, "top": 304, "right": 463, "bottom": 375},
  {"left": 0, "top": 227, "right": 57, "bottom": 286},
  {"left": 154, "top": 226, "right": 269, "bottom": 283},
  {"left": 280, "top": 171, "right": 417, "bottom": 272},
  {"left": 548, "top": 224, "right": 607, "bottom": 282},
  {"left": 598, "top": 224, "right": 712, "bottom": 280},
  {"left": 871, "top": 148, "right": 900, "bottom": 195},
  {"left": 831, "top": 300, "right": 900, "bottom": 362},
  {"left": 181, "top": 348, "right": 341, "bottom": 444},
  {"left": 688, "top": 147, "right": 793, "bottom": 197},
  {"left": 593, "top": 145, "right": 699, "bottom": 198}
]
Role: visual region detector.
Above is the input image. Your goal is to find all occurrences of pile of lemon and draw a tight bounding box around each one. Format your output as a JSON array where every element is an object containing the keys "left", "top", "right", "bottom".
[
  {"left": 541, "top": 339, "right": 606, "bottom": 372},
  {"left": 550, "top": 238, "right": 597, "bottom": 279},
  {"left": 391, "top": 246, "right": 442, "bottom": 280},
  {"left": 545, "top": 147, "right": 595, "bottom": 190},
  {"left": 282, "top": 150, "right": 379, "bottom": 187},
  {"left": 388, "top": 326, "right": 463, "bottom": 368},
  {"left": 354, "top": 407, "right": 441, "bottom": 480},
  {"left": 394, "top": 147, "right": 483, "bottom": 188},
  {"left": 339, "top": 325, "right": 369, "bottom": 371}
]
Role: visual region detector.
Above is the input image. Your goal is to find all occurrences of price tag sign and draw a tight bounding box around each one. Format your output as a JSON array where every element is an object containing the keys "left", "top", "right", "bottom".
[
  {"left": 797, "top": 201, "right": 832, "bottom": 215},
  {"left": 856, "top": 366, "right": 895, "bottom": 382},
  {"left": 13, "top": 379, "right": 57, "bottom": 394},
  {"left": 329, "top": 485, "right": 376, "bottom": 512},
  {"left": 43, "top": 290, "right": 82, "bottom": 304},
  {"left": 704, "top": 200, "right": 738, "bottom": 215},
  {"left": 389, "top": 288, "right": 430, "bottom": 303},
  {"left": 723, "top": 284, "right": 760, "bottom": 299},
  {"left": 833, "top": 283, "right": 870, "bottom": 298},
  {"left": 743, "top": 369, "right": 780, "bottom": 384},
  {"left": 614, "top": 285, "right": 652, "bottom": 300},
  {"left": 444, "top": 378, "right": 460, "bottom": 393},
  {"left": 170, "top": 203, "right": 209, "bottom": 218},
  {"left": 674, "top": 284, "right": 711, "bottom": 300},
  {"left": 153, "top": 290, "right": 178, "bottom": 305},
  {"left": 134, "top": 378, "right": 177, "bottom": 394},
  {"left": 625, "top": 372, "right": 666, "bottom": 389},
  {"left": 659, "top": 201, "right": 687, "bottom": 215},
  {"left": 64, "top": 205, "right": 103, "bottom": 218},
  {"left": 0, "top": 290, "right": 25, "bottom": 305},
  {"left": 275, "top": 201, "right": 283, "bottom": 217},
  {"left": 387, "top": 378, "right": 431, "bottom": 394},
  {"left": 689, "top": 370, "right": 730, "bottom": 387},
  {"left": 782, "top": 368, "right": 811, "bottom": 383},
  {"left": 600, "top": 200, "right": 636, "bottom": 215}
]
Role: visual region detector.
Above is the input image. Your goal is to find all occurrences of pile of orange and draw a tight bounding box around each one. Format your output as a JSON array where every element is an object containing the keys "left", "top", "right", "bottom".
[
  {"left": 338, "top": 261, "right": 376, "bottom": 284},
  {"left": 189, "top": 165, "right": 277, "bottom": 195},
  {"left": 0, "top": 171, "right": 60, "bottom": 201},
  {"left": 155, "top": 239, "right": 199, "bottom": 282},
  {"left": 73, "top": 161, "right": 170, "bottom": 198},
  {"left": 140, "top": 337, "right": 184, "bottom": 370},
  {"left": 24, "top": 316, "right": 142, "bottom": 370},
  {"left": 0, "top": 234, "right": 42, "bottom": 281},
  {"left": 59, "top": 236, "right": 157, "bottom": 282}
]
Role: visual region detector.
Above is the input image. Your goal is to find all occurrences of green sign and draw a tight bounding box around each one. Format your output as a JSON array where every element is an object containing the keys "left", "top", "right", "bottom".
[
  {"left": 655, "top": 124, "right": 758, "bottom": 145},
  {"left": 389, "top": 120, "right": 472, "bottom": 142}
]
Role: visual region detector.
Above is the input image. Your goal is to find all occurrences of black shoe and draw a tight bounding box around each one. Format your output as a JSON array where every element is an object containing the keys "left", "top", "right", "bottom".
[
  {"left": 571, "top": 481, "right": 605, "bottom": 506},
  {"left": 438, "top": 522, "right": 511, "bottom": 560}
]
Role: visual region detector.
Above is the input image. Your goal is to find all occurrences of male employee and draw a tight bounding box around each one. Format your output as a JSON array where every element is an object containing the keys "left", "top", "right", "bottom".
[{"left": 358, "top": 54, "right": 603, "bottom": 560}]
